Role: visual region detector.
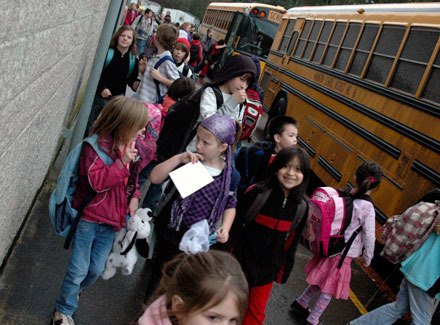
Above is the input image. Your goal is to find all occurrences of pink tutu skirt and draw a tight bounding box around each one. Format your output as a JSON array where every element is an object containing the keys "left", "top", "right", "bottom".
[{"left": 304, "top": 255, "right": 353, "bottom": 299}]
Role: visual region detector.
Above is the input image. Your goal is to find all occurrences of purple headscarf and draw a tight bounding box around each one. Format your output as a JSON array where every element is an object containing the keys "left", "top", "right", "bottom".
[{"left": 169, "top": 114, "right": 237, "bottom": 232}]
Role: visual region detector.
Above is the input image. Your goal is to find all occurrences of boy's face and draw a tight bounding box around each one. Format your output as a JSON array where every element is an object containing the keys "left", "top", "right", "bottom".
[
  {"left": 173, "top": 46, "right": 186, "bottom": 63},
  {"left": 274, "top": 124, "right": 298, "bottom": 151},
  {"left": 225, "top": 75, "right": 249, "bottom": 94}
]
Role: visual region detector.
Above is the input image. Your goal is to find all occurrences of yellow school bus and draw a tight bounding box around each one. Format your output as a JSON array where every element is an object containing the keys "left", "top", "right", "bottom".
[
  {"left": 261, "top": 3, "right": 440, "bottom": 224},
  {"left": 199, "top": 2, "right": 286, "bottom": 73}
]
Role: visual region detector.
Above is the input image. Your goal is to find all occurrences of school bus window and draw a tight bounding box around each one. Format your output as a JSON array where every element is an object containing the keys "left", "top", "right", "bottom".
[
  {"left": 349, "top": 24, "right": 379, "bottom": 76},
  {"left": 279, "top": 19, "right": 296, "bottom": 52},
  {"left": 365, "top": 25, "right": 405, "bottom": 84},
  {"left": 335, "top": 23, "right": 361, "bottom": 71},
  {"left": 294, "top": 20, "right": 313, "bottom": 57},
  {"left": 323, "top": 22, "right": 347, "bottom": 67},
  {"left": 304, "top": 20, "right": 323, "bottom": 60},
  {"left": 312, "top": 21, "right": 334, "bottom": 63},
  {"left": 391, "top": 27, "right": 439, "bottom": 95},
  {"left": 422, "top": 52, "right": 440, "bottom": 103},
  {"left": 288, "top": 31, "right": 299, "bottom": 55}
]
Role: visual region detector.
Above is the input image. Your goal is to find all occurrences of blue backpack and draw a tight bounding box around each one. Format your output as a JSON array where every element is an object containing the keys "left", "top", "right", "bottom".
[{"left": 49, "top": 135, "right": 113, "bottom": 248}]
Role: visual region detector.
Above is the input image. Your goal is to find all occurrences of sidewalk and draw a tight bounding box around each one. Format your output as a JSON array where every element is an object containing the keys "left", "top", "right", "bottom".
[{"left": 0, "top": 118, "right": 386, "bottom": 325}]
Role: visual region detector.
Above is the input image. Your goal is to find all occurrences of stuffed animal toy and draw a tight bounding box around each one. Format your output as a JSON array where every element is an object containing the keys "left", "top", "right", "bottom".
[{"left": 102, "top": 208, "right": 152, "bottom": 280}]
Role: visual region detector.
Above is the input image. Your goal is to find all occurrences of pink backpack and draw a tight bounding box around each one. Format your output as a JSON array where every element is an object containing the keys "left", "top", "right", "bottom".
[
  {"left": 305, "top": 187, "right": 369, "bottom": 267},
  {"left": 138, "top": 103, "right": 166, "bottom": 169}
]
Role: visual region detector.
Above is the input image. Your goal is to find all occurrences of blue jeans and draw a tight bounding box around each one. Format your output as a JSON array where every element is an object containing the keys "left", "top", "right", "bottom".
[
  {"left": 350, "top": 278, "right": 439, "bottom": 325},
  {"left": 139, "top": 160, "right": 163, "bottom": 214},
  {"left": 136, "top": 38, "right": 148, "bottom": 55},
  {"left": 55, "top": 220, "right": 115, "bottom": 316}
]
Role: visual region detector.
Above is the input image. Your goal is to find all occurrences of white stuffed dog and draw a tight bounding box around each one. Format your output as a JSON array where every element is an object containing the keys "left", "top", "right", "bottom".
[{"left": 102, "top": 208, "right": 152, "bottom": 280}]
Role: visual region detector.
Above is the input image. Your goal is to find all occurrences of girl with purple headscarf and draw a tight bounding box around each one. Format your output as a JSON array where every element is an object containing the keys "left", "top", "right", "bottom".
[{"left": 145, "top": 114, "right": 241, "bottom": 299}]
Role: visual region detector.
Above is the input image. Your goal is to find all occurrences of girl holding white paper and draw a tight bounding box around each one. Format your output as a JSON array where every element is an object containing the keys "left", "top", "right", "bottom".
[{"left": 145, "top": 114, "right": 241, "bottom": 300}]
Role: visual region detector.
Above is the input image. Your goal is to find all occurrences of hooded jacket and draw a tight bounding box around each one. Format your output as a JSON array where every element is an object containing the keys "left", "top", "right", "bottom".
[{"left": 72, "top": 136, "right": 142, "bottom": 231}]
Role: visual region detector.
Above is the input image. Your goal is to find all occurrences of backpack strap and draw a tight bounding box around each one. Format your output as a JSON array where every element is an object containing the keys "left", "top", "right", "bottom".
[
  {"left": 63, "top": 135, "right": 113, "bottom": 249},
  {"left": 104, "top": 48, "right": 114, "bottom": 70},
  {"left": 243, "top": 188, "right": 272, "bottom": 225},
  {"left": 128, "top": 52, "right": 135, "bottom": 78},
  {"left": 210, "top": 84, "right": 223, "bottom": 108},
  {"left": 154, "top": 55, "right": 175, "bottom": 103},
  {"left": 182, "top": 64, "right": 190, "bottom": 77},
  {"left": 337, "top": 226, "right": 362, "bottom": 269}
]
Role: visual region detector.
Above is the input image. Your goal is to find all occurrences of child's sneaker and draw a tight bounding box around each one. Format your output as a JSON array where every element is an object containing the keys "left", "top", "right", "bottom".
[
  {"left": 289, "top": 300, "right": 310, "bottom": 318},
  {"left": 52, "top": 311, "right": 75, "bottom": 325}
]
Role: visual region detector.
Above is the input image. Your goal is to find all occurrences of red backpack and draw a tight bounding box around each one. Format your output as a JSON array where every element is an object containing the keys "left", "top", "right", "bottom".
[
  {"left": 305, "top": 187, "right": 371, "bottom": 268},
  {"left": 240, "top": 89, "right": 263, "bottom": 140}
]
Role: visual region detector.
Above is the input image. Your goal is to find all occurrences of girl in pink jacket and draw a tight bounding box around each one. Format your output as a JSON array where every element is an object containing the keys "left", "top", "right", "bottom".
[
  {"left": 139, "top": 250, "right": 249, "bottom": 325},
  {"left": 290, "top": 161, "right": 382, "bottom": 325},
  {"left": 52, "top": 97, "right": 149, "bottom": 325}
]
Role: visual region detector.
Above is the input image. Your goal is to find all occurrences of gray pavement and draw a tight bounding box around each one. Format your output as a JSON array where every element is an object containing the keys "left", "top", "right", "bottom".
[{"left": 0, "top": 102, "right": 388, "bottom": 325}]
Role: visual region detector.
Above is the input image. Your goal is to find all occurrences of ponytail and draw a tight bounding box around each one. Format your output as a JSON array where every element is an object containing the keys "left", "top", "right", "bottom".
[{"left": 353, "top": 161, "right": 382, "bottom": 198}]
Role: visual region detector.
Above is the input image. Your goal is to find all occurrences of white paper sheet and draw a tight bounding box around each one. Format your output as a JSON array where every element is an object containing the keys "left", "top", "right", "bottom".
[{"left": 169, "top": 161, "right": 214, "bottom": 198}]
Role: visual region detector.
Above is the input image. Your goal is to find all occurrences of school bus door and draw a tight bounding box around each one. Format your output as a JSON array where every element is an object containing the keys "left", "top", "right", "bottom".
[{"left": 217, "top": 12, "right": 248, "bottom": 71}]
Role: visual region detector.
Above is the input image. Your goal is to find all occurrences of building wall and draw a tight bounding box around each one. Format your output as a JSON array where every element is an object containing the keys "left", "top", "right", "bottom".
[{"left": 0, "top": 0, "right": 112, "bottom": 263}]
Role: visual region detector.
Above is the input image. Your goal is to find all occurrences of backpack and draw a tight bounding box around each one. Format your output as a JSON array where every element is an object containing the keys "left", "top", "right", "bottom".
[
  {"left": 380, "top": 200, "right": 439, "bottom": 264},
  {"left": 137, "top": 103, "right": 166, "bottom": 169},
  {"left": 240, "top": 89, "right": 263, "bottom": 140},
  {"left": 189, "top": 43, "right": 200, "bottom": 64},
  {"left": 153, "top": 55, "right": 175, "bottom": 104},
  {"left": 104, "top": 48, "right": 135, "bottom": 78},
  {"left": 306, "top": 187, "right": 371, "bottom": 268},
  {"left": 156, "top": 85, "right": 223, "bottom": 162},
  {"left": 234, "top": 141, "right": 274, "bottom": 197},
  {"left": 49, "top": 134, "right": 113, "bottom": 248}
]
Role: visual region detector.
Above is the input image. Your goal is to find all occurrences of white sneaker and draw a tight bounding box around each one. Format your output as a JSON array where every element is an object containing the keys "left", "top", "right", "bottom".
[{"left": 52, "top": 311, "right": 75, "bottom": 325}]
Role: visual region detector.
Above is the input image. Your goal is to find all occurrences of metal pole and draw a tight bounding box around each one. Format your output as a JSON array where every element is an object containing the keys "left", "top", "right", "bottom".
[{"left": 68, "top": 0, "right": 124, "bottom": 151}]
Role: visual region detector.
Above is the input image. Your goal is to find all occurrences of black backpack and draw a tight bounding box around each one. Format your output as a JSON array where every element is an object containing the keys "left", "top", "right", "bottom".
[
  {"left": 156, "top": 85, "right": 223, "bottom": 162},
  {"left": 189, "top": 43, "right": 199, "bottom": 63}
]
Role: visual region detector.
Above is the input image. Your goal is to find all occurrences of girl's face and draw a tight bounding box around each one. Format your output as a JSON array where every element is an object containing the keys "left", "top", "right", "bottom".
[
  {"left": 195, "top": 127, "right": 227, "bottom": 163},
  {"left": 276, "top": 156, "right": 304, "bottom": 195},
  {"left": 180, "top": 292, "right": 241, "bottom": 325},
  {"left": 173, "top": 46, "right": 186, "bottom": 63},
  {"left": 225, "top": 75, "right": 249, "bottom": 94},
  {"left": 118, "top": 30, "right": 134, "bottom": 49}
]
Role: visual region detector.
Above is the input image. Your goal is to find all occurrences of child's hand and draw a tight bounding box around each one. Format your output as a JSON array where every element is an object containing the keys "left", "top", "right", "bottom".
[
  {"left": 132, "top": 81, "right": 140, "bottom": 91},
  {"left": 150, "top": 67, "right": 161, "bottom": 80},
  {"left": 101, "top": 88, "right": 112, "bottom": 98},
  {"left": 216, "top": 227, "right": 229, "bottom": 243},
  {"left": 139, "top": 57, "right": 147, "bottom": 74},
  {"left": 179, "top": 152, "right": 203, "bottom": 164},
  {"left": 122, "top": 140, "right": 138, "bottom": 164},
  {"left": 232, "top": 89, "right": 247, "bottom": 104},
  {"left": 128, "top": 197, "right": 139, "bottom": 216}
]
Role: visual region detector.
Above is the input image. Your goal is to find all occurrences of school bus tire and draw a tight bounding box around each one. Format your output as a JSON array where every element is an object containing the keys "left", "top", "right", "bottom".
[{"left": 264, "top": 96, "right": 287, "bottom": 136}]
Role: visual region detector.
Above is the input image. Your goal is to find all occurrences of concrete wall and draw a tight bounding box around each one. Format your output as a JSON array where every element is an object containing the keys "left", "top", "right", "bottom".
[{"left": 0, "top": 0, "right": 114, "bottom": 264}]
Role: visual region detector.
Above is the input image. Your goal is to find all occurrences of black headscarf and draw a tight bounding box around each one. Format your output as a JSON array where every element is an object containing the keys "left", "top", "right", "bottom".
[{"left": 212, "top": 55, "right": 257, "bottom": 86}]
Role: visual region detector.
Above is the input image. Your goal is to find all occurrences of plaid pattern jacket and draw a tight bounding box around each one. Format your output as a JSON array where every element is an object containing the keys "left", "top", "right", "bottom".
[{"left": 380, "top": 201, "right": 439, "bottom": 264}]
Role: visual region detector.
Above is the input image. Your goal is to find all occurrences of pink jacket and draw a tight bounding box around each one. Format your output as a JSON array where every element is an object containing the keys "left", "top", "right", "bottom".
[
  {"left": 138, "top": 296, "right": 172, "bottom": 325},
  {"left": 72, "top": 136, "right": 141, "bottom": 231}
]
